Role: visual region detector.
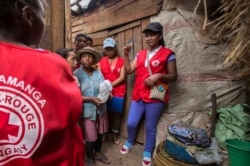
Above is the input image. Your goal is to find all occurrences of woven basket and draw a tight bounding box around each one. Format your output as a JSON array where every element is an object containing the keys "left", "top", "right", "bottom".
[{"left": 154, "top": 141, "right": 195, "bottom": 166}]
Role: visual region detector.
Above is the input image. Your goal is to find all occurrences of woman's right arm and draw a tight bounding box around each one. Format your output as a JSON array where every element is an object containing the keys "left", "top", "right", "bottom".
[{"left": 124, "top": 44, "right": 136, "bottom": 74}]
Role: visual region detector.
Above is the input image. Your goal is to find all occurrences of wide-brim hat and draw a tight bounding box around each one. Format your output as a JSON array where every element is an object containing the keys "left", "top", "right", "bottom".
[
  {"left": 142, "top": 22, "right": 163, "bottom": 33},
  {"left": 76, "top": 46, "right": 101, "bottom": 64}
]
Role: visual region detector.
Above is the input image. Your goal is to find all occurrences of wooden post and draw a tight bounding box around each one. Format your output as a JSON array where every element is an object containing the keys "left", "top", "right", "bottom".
[
  {"left": 210, "top": 93, "right": 217, "bottom": 137},
  {"left": 38, "top": 0, "right": 65, "bottom": 51},
  {"left": 65, "top": 0, "right": 72, "bottom": 48}
]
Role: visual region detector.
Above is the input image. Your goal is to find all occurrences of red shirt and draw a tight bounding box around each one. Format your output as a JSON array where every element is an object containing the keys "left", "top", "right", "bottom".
[
  {"left": 99, "top": 56, "right": 126, "bottom": 97},
  {"left": 132, "top": 47, "right": 173, "bottom": 102},
  {"left": 0, "top": 42, "right": 84, "bottom": 166}
]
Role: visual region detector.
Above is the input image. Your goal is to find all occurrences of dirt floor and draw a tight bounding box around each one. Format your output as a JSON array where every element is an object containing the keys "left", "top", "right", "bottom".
[
  {"left": 95, "top": 133, "right": 147, "bottom": 166},
  {"left": 94, "top": 133, "right": 229, "bottom": 166}
]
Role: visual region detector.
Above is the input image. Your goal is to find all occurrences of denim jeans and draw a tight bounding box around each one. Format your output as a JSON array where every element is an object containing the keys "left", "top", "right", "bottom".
[{"left": 126, "top": 100, "right": 164, "bottom": 154}]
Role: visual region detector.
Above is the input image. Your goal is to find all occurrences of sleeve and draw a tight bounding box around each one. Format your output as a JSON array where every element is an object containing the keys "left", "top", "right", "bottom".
[{"left": 167, "top": 53, "right": 176, "bottom": 62}]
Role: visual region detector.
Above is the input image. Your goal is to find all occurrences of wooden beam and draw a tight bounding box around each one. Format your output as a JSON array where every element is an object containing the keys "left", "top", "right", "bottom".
[
  {"left": 108, "top": 20, "right": 141, "bottom": 36},
  {"left": 72, "top": 30, "right": 108, "bottom": 47},
  {"left": 51, "top": 0, "right": 65, "bottom": 51},
  {"left": 72, "top": 0, "right": 163, "bottom": 34},
  {"left": 141, "top": 18, "right": 150, "bottom": 49},
  {"left": 65, "top": 0, "right": 72, "bottom": 48},
  {"left": 71, "top": 0, "right": 135, "bottom": 26},
  {"left": 38, "top": 0, "right": 52, "bottom": 50}
]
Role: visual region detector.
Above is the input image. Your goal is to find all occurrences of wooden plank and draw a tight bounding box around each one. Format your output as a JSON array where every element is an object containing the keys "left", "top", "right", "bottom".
[
  {"left": 116, "top": 32, "right": 125, "bottom": 57},
  {"left": 38, "top": 0, "right": 52, "bottom": 50},
  {"left": 141, "top": 18, "right": 150, "bottom": 49},
  {"left": 72, "top": 0, "right": 163, "bottom": 34},
  {"left": 133, "top": 25, "right": 143, "bottom": 57},
  {"left": 51, "top": 0, "right": 65, "bottom": 51},
  {"left": 72, "top": 30, "right": 108, "bottom": 44},
  {"left": 39, "top": 26, "right": 52, "bottom": 50},
  {"left": 93, "top": 37, "right": 106, "bottom": 46},
  {"left": 71, "top": 0, "right": 135, "bottom": 26},
  {"left": 65, "top": 0, "right": 72, "bottom": 48},
  {"left": 86, "top": 31, "right": 109, "bottom": 39},
  {"left": 108, "top": 20, "right": 141, "bottom": 36}
]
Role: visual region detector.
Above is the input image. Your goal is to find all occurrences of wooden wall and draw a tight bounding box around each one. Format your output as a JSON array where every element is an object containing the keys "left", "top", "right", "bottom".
[
  {"left": 38, "top": 0, "right": 70, "bottom": 52},
  {"left": 71, "top": 0, "right": 163, "bottom": 143}
]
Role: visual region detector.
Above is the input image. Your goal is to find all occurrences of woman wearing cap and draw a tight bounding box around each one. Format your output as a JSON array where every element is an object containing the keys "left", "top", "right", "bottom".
[
  {"left": 74, "top": 47, "right": 111, "bottom": 165},
  {"left": 99, "top": 37, "right": 126, "bottom": 145},
  {"left": 121, "top": 22, "right": 177, "bottom": 166}
]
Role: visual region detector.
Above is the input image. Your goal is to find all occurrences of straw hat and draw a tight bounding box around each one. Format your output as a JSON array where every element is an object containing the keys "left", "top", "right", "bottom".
[{"left": 76, "top": 46, "right": 101, "bottom": 64}]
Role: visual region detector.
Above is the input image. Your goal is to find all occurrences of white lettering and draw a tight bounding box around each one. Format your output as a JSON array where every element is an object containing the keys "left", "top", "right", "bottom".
[
  {"left": 6, "top": 76, "right": 17, "bottom": 85},
  {"left": 0, "top": 75, "right": 46, "bottom": 108},
  {"left": 0, "top": 144, "right": 28, "bottom": 157},
  {"left": 4, "top": 95, "right": 37, "bottom": 129},
  {"left": 24, "top": 84, "right": 35, "bottom": 94},
  {"left": 15, "top": 80, "right": 25, "bottom": 89},
  {"left": 0, "top": 75, "right": 6, "bottom": 84}
]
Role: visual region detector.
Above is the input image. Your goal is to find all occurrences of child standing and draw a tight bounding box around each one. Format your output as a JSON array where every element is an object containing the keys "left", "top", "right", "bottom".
[
  {"left": 99, "top": 38, "right": 126, "bottom": 145},
  {"left": 74, "top": 47, "right": 111, "bottom": 166}
]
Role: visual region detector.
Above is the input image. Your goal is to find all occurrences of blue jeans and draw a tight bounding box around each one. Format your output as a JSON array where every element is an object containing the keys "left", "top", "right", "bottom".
[{"left": 126, "top": 100, "right": 164, "bottom": 156}]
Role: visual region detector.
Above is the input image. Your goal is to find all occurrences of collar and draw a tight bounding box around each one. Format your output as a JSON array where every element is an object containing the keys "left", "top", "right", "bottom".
[{"left": 147, "top": 46, "right": 162, "bottom": 54}]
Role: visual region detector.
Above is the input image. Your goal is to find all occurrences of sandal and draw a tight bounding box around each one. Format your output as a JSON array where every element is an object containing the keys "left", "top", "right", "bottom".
[
  {"left": 114, "top": 139, "right": 123, "bottom": 147},
  {"left": 94, "top": 152, "right": 111, "bottom": 164},
  {"left": 85, "top": 157, "right": 95, "bottom": 166},
  {"left": 114, "top": 139, "right": 120, "bottom": 144}
]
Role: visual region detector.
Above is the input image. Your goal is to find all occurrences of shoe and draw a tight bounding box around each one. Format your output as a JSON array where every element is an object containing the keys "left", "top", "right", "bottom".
[
  {"left": 112, "top": 133, "right": 120, "bottom": 145},
  {"left": 120, "top": 142, "right": 133, "bottom": 154},
  {"left": 142, "top": 157, "right": 151, "bottom": 166}
]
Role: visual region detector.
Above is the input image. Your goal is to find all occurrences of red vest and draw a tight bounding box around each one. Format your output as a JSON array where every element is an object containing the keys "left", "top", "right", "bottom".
[
  {"left": 99, "top": 56, "right": 126, "bottom": 97},
  {"left": 0, "top": 42, "right": 84, "bottom": 166},
  {"left": 132, "top": 47, "right": 173, "bottom": 102}
]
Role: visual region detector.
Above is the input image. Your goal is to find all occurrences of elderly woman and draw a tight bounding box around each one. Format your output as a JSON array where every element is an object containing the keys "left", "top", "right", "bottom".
[{"left": 74, "top": 47, "right": 111, "bottom": 166}]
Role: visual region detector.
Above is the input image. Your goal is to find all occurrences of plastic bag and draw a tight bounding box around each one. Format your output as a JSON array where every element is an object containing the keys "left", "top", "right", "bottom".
[{"left": 195, "top": 137, "right": 222, "bottom": 164}]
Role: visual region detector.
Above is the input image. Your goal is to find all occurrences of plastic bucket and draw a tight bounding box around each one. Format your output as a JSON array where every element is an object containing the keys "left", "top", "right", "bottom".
[{"left": 226, "top": 139, "right": 250, "bottom": 166}]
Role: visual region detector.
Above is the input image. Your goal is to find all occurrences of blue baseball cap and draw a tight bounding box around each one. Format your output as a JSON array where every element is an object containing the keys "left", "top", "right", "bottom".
[{"left": 103, "top": 38, "right": 116, "bottom": 48}]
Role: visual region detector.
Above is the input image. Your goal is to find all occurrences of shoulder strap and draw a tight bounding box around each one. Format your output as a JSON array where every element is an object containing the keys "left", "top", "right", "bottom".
[{"left": 147, "top": 51, "right": 152, "bottom": 76}]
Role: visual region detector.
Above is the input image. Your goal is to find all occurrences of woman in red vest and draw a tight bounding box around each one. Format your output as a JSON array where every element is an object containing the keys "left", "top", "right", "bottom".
[
  {"left": 0, "top": 0, "right": 84, "bottom": 165},
  {"left": 120, "top": 22, "right": 177, "bottom": 166},
  {"left": 99, "top": 38, "right": 126, "bottom": 145}
]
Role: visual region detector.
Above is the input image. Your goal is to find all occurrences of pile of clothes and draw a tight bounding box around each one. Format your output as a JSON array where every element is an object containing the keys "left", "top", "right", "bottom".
[{"left": 165, "top": 121, "right": 222, "bottom": 165}]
